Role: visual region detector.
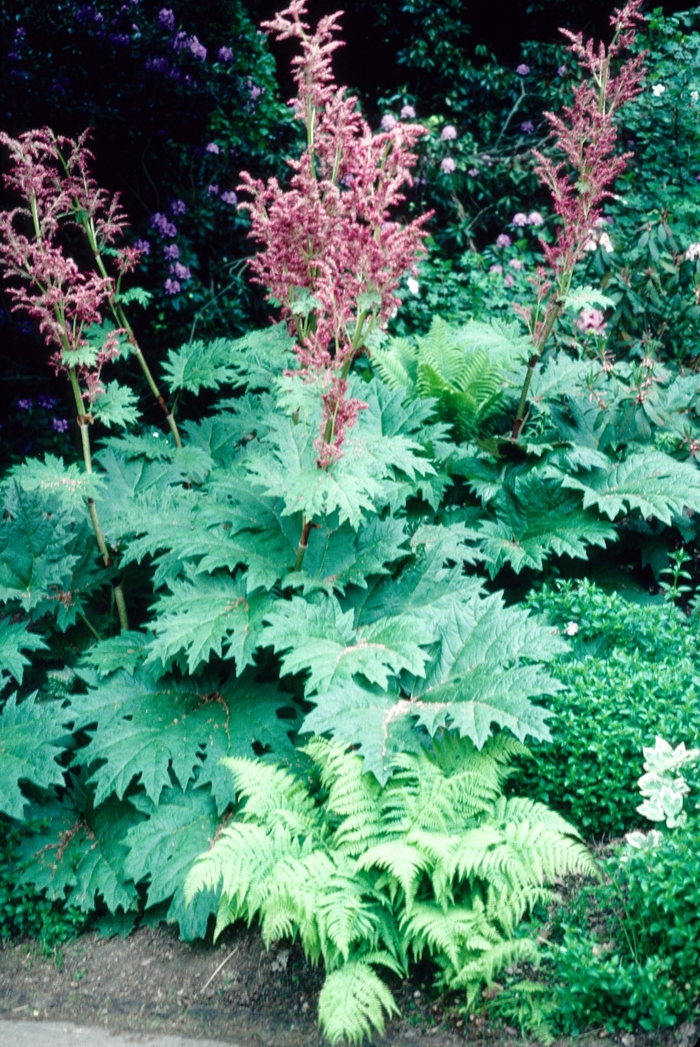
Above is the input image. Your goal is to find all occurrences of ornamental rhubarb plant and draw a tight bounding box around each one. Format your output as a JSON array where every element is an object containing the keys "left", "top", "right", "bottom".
[{"left": 239, "top": 0, "right": 429, "bottom": 475}]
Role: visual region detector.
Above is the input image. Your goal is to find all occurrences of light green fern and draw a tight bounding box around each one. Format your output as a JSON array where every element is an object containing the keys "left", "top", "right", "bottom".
[
  {"left": 372, "top": 317, "right": 508, "bottom": 441},
  {"left": 185, "top": 735, "right": 596, "bottom": 1044}
]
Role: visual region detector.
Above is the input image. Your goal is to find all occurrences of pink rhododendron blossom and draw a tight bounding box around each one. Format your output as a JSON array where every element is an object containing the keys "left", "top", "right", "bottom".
[
  {"left": 495, "top": 233, "right": 512, "bottom": 248},
  {"left": 576, "top": 307, "right": 607, "bottom": 334},
  {"left": 440, "top": 157, "right": 456, "bottom": 173},
  {"left": 489, "top": 264, "right": 503, "bottom": 274},
  {"left": 400, "top": 104, "right": 416, "bottom": 119},
  {"left": 527, "top": 211, "right": 544, "bottom": 226},
  {"left": 380, "top": 114, "right": 397, "bottom": 131},
  {"left": 512, "top": 212, "right": 529, "bottom": 227},
  {"left": 440, "top": 125, "right": 457, "bottom": 140},
  {"left": 238, "top": 0, "right": 429, "bottom": 466},
  {"left": 205, "top": 142, "right": 220, "bottom": 154},
  {"left": 504, "top": 273, "right": 515, "bottom": 288},
  {"left": 509, "top": 258, "right": 524, "bottom": 270},
  {"left": 516, "top": 63, "right": 530, "bottom": 76}
]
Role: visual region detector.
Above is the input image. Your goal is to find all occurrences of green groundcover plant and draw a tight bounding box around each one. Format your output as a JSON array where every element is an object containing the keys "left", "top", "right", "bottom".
[{"left": 2, "top": 0, "right": 700, "bottom": 1042}]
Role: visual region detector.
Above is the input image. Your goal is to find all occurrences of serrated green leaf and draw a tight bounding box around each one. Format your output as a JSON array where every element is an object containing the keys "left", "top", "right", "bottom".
[
  {"left": 162, "top": 337, "right": 239, "bottom": 394},
  {"left": 0, "top": 693, "right": 68, "bottom": 819},
  {"left": 79, "top": 631, "right": 149, "bottom": 677},
  {"left": 301, "top": 682, "right": 422, "bottom": 783},
  {"left": 18, "top": 786, "right": 140, "bottom": 914},
  {"left": 561, "top": 451, "right": 700, "bottom": 524},
  {"left": 196, "top": 673, "right": 300, "bottom": 812},
  {"left": 91, "top": 381, "right": 141, "bottom": 429},
  {"left": 264, "top": 594, "right": 428, "bottom": 694},
  {"left": 284, "top": 517, "right": 409, "bottom": 595},
  {"left": 10, "top": 454, "right": 104, "bottom": 509},
  {"left": 477, "top": 483, "right": 617, "bottom": 575},
  {"left": 66, "top": 669, "right": 233, "bottom": 805},
  {"left": 145, "top": 571, "right": 270, "bottom": 674},
  {"left": 116, "top": 286, "right": 152, "bottom": 308},
  {"left": 124, "top": 785, "right": 221, "bottom": 939},
  {"left": 0, "top": 618, "right": 49, "bottom": 685}
]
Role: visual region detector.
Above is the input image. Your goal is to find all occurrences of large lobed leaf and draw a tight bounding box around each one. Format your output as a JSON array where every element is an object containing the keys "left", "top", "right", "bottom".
[{"left": 0, "top": 693, "right": 68, "bottom": 820}]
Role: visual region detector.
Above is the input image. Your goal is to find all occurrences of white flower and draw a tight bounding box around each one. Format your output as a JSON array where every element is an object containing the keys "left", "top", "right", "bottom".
[
  {"left": 691, "top": 90, "right": 700, "bottom": 103},
  {"left": 652, "top": 84, "right": 666, "bottom": 96},
  {"left": 583, "top": 229, "right": 614, "bottom": 253},
  {"left": 564, "top": 621, "right": 579, "bottom": 636},
  {"left": 406, "top": 277, "right": 420, "bottom": 295},
  {"left": 685, "top": 242, "right": 700, "bottom": 260}
]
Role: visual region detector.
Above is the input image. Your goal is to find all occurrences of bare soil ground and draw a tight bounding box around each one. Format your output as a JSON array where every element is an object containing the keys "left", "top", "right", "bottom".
[{"left": 0, "top": 924, "right": 697, "bottom": 1047}]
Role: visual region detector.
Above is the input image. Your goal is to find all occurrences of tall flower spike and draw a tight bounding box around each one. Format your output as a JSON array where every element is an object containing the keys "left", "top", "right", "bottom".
[
  {"left": 239, "top": 1, "right": 430, "bottom": 465},
  {"left": 512, "top": 0, "right": 646, "bottom": 437}
]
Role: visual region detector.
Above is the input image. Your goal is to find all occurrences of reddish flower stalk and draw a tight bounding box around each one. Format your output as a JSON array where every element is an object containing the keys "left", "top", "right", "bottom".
[
  {"left": 512, "top": 0, "right": 646, "bottom": 438},
  {"left": 54, "top": 131, "right": 182, "bottom": 446},
  {"left": 239, "top": 0, "right": 430, "bottom": 467},
  {"left": 0, "top": 128, "right": 130, "bottom": 630}
]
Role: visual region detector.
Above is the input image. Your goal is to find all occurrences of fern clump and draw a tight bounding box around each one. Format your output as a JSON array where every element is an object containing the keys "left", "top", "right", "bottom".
[
  {"left": 372, "top": 315, "right": 524, "bottom": 441},
  {"left": 186, "top": 734, "right": 595, "bottom": 1043}
]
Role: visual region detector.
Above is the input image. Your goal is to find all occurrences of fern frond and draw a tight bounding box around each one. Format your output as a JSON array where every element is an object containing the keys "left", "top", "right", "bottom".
[
  {"left": 356, "top": 841, "right": 429, "bottom": 909},
  {"left": 221, "top": 756, "right": 320, "bottom": 833},
  {"left": 383, "top": 749, "right": 500, "bottom": 834},
  {"left": 304, "top": 738, "right": 384, "bottom": 855},
  {"left": 317, "top": 961, "right": 399, "bottom": 1045},
  {"left": 371, "top": 338, "right": 419, "bottom": 393},
  {"left": 452, "top": 936, "right": 541, "bottom": 1006}
]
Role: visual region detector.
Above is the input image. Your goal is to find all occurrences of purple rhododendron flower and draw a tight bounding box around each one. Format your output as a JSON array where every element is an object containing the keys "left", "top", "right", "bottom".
[
  {"left": 467, "top": 168, "right": 479, "bottom": 177},
  {"left": 400, "top": 104, "right": 416, "bottom": 119},
  {"left": 163, "top": 243, "right": 180, "bottom": 260},
  {"left": 440, "top": 124, "right": 457, "bottom": 141},
  {"left": 171, "top": 262, "right": 191, "bottom": 280},
  {"left": 512, "top": 212, "right": 529, "bottom": 227},
  {"left": 504, "top": 273, "right": 515, "bottom": 288},
  {"left": 190, "top": 36, "right": 207, "bottom": 60},
  {"left": 151, "top": 213, "right": 177, "bottom": 237},
  {"left": 17, "top": 398, "right": 33, "bottom": 410},
  {"left": 440, "top": 157, "right": 456, "bottom": 173},
  {"left": 170, "top": 199, "right": 187, "bottom": 215},
  {"left": 249, "top": 84, "right": 263, "bottom": 100},
  {"left": 52, "top": 418, "right": 69, "bottom": 432},
  {"left": 218, "top": 46, "right": 233, "bottom": 61},
  {"left": 528, "top": 211, "right": 544, "bottom": 226},
  {"left": 509, "top": 258, "right": 524, "bottom": 270},
  {"left": 37, "top": 395, "right": 57, "bottom": 409},
  {"left": 489, "top": 264, "right": 503, "bottom": 274},
  {"left": 172, "top": 31, "right": 188, "bottom": 50},
  {"left": 557, "top": 65, "right": 567, "bottom": 76},
  {"left": 133, "top": 238, "right": 150, "bottom": 254},
  {"left": 380, "top": 115, "right": 397, "bottom": 131},
  {"left": 164, "top": 278, "right": 181, "bottom": 295},
  {"left": 158, "top": 7, "right": 175, "bottom": 30},
  {"left": 495, "top": 233, "right": 512, "bottom": 248},
  {"left": 220, "top": 190, "right": 238, "bottom": 205},
  {"left": 206, "top": 142, "right": 220, "bottom": 154},
  {"left": 145, "top": 56, "right": 169, "bottom": 73},
  {"left": 207, "top": 184, "right": 219, "bottom": 195},
  {"left": 520, "top": 121, "right": 535, "bottom": 134},
  {"left": 516, "top": 63, "right": 530, "bottom": 76}
]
